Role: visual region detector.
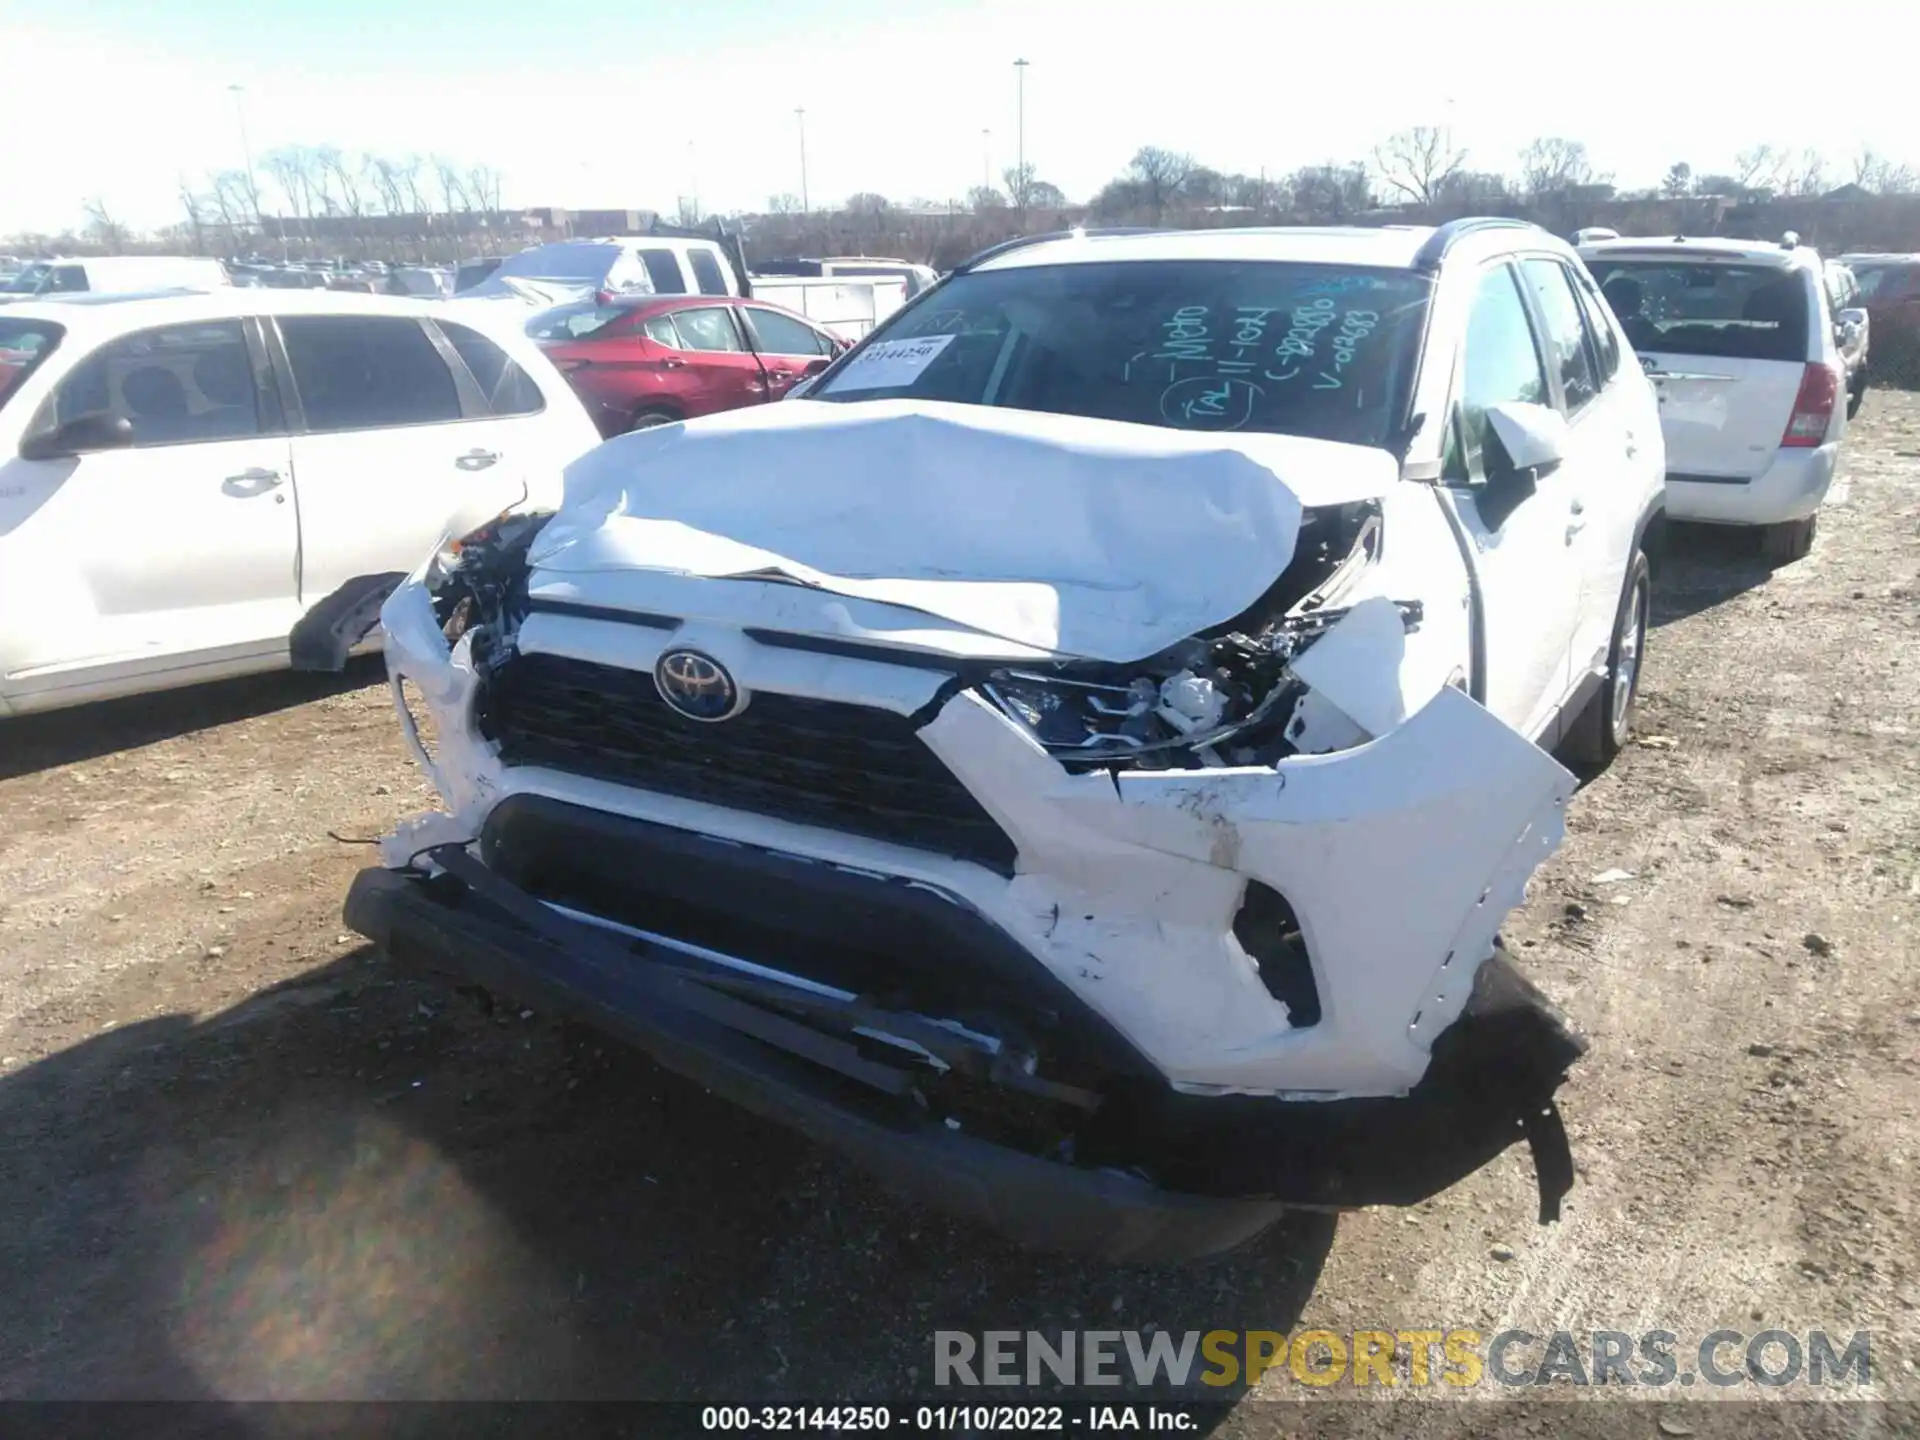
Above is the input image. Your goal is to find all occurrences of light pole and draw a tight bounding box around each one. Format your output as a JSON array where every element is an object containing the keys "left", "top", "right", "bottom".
[
  {"left": 227, "top": 83, "right": 266, "bottom": 257},
  {"left": 795, "top": 107, "right": 809, "bottom": 212},
  {"left": 1014, "top": 58, "right": 1029, "bottom": 219}
]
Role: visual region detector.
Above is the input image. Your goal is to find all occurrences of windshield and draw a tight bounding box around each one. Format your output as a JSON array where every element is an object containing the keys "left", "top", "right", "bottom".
[
  {"left": 813, "top": 260, "right": 1428, "bottom": 447},
  {"left": 526, "top": 299, "right": 633, "bottom": 341},
  {"left": 1586, "top": 259, "right": 1809, "bottom": 361},
  {"left": 1, "top": 264, "right": 51, "bottom": 295},
  {"left": 490, "top": 244, "right": 618, "bottom": 284},
  {"left": 0, "top": 319, "right": 64, "bottom": 410}
]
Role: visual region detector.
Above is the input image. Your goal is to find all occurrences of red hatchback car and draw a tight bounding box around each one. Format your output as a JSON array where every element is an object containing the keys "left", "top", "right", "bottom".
[{"left": 529, "top": 295, "right": 848, "bottom": 437}]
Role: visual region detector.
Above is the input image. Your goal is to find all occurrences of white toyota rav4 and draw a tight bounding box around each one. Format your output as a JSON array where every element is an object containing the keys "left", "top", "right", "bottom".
[{"left": 346, "top": 220, "right": 1666, "bottom": 1261}]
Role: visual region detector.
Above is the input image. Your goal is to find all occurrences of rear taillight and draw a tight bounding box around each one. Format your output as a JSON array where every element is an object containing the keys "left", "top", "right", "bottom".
[{"left": 1781, "top": 363, "right": 1839, "bottom": 447}]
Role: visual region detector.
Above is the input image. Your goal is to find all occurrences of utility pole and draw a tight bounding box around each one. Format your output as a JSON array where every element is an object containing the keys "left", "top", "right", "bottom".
[
  {"left": 227, "top": 83, "right": 266, "bottom": 257},
  {"left": 1014, "top": 58, "right": 1029, "bottom": 221},
  {"left": 795, "top": 107, "right": 809, "bottom": 212}
]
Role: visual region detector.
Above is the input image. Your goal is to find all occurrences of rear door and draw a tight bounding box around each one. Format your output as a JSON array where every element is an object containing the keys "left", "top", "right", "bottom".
[
  {"left": 434, "top": 317, "right": 596, "bottom": 513},
  {"left": 1519, "top": 257, "right": 1641, "bottom": 688},
  {"left": 0, "top": 318, "right": 298, "bottom": 697},
  {"left": 274, "top": 313, "right": 523, "bottom": 610},
  {"left": 653, "top": 305, "right": 769, "bottom": 415},
  {"left": 738, "top": 304, "right": 836, "bottom": 398},
  {"left": 1589, "top": 255, "right": 1812, "bottom": 479}
]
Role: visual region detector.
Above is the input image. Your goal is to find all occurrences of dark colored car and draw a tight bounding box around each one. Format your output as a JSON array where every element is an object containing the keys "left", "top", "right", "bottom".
[
  {"left": 528, "top": 294, "right": 847, "bottom": 436},
  {"left": 454, "top": 257, "right": 505, "bottom": 293}
]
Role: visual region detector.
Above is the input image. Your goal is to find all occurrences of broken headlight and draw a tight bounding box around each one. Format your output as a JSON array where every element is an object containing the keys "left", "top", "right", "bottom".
[
  {"left": 980, "top": 634, "right": 1299, "bottom": 770},
  {"left": 978, "top": 600, "right": 1426, "bottom": 772},
  {"left": 425, "top": 510, "right": 553, "bottom": 647}
]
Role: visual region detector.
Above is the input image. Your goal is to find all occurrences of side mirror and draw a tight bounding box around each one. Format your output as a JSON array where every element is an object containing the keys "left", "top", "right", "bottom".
[
  {"left": 1838, "top": 306, "right": 1868, "bottom": 331},
  {"left": 1482, "top": 400, "right": 1569, "bottom": 481},
  {"left": 18, "top": 411, "right": 134, "bottom": 461},
  {"left": 801, "top": 356, "right": 831, "bottom": 376}
]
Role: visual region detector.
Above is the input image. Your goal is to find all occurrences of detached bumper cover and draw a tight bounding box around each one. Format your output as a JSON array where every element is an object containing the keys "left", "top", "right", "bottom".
[{"left": 345, "top": 837, "right": 1585, "bottom": 1262}]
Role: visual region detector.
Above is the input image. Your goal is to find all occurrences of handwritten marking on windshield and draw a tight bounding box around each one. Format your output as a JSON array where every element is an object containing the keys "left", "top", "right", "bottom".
[{"left": 1159, "top": 375, "right": 1262, "bottom": 430}]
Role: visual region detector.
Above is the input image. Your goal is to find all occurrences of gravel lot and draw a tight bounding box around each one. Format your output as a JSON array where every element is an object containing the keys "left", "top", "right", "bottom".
[{"left": 2, "top": 395, "right": 1917, "bottom": 1430}]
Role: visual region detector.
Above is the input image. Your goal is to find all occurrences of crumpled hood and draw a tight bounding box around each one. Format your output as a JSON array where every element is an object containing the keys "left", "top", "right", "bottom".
[{"left": 528, "top": 399, "right": 1399, "bottom": 662}]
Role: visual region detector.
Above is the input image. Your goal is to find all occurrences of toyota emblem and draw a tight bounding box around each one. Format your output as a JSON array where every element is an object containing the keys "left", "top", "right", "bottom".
[{"left": 653, "top": 648, "right": 742, "bottom": 722}]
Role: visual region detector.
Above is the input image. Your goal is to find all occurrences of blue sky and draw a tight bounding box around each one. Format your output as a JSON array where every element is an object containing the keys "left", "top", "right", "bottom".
[{"left": 4, "top": 0, "right": 1917, "bottom": 235}]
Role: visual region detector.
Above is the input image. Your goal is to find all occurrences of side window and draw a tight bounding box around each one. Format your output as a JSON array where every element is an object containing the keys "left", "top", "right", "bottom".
[
  {"left": 1448, "top": 265, "right": 1549, "bottom": 483},
  {"left": 436, "top": 321, "right": 545, "bottom": 417},
  {"left": 45, "top": 320, "right": 262, "bottom": 447},
  {"left": 1521, "top": 259, "right": 1600, "bottom": 413},
  {"left": 279, "top": 315, "right": 461, "bottom": 432},
  {"left": 50, "top": 266, "right": 89, "bottom": 293},
  {"left": 639, "top": 249, "right": 687, "bottom": 295},
  {"left": 744, "top": 307, "right": 829, "bottom": 357},
  {"left": 1570, "top": 270, "right": 1621, "bottom": 383},
  {"left": 688, "top": 249, "right": 729, "bottom": 296},
  {"left": 670, "top": 307, "right": 745, "bottom": 353},
  {"left": 643, "top": 315, "right": 683, "bottom": 348}
]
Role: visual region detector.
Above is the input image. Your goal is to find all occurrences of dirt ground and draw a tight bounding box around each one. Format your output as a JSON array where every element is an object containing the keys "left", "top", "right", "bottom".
[{"left": 2, "top": 395, "right": 1917, "bottom": 1433}]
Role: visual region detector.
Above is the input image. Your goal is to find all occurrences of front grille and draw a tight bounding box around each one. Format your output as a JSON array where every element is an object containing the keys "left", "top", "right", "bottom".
[{"left": 477, "top": 651, "right": 1018, "bottom": 873}]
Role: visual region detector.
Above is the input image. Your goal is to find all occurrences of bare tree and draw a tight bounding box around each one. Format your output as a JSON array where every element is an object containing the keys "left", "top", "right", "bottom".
[
  {"left": 1026, "top": 179, "right": 1068, "bottom": 209},
  {"left": 1518, "top": 137, "right": 1596, "bottom": 198},
  {"left": 397, "top": 156, "right": 431, "bottom": 216},
  {"left": 1289, "top": 162, "right": 1373, "bottom": 221},
  {"left": 466, "top": 164, "right": 503, "bottom": 212},
  {"left": 1372, "top": 126, "right": 1466, "bottom": 206},
  {"left": 177, "top": 179, "right": 207, "bottom": 255},
  {"left": 967, "top": 184, "right": 1007, "bottom": 212},
  {"left": 1123, "top": 147, "right": 1194, "bottom": 222},
  {"left": 1734, "top": 144, "right": 1784, "bottom": 193},
  {"left": 766, "top": 192, "right": 802, "bottom": 215},
  {"left": 845, "top": 192, "right": 892, "bottom": 216},
  {"left": 431, "top": 155, "right": 471, "bottom": 214},
  {"left": 1661, "top": 161, "right": 1693, "bottom": 198},
  {"left": 1778, "top": 148, "right": 1829, "bottom": 197},
  {"left": 1853, "top": 146, "right": 1919, "bottom": 195},
  {"left": 367, "top": 155, "right": 410, "bottom": 215},
  {"left": 81, "top": 198, "right": 128, "bottom": 253}
]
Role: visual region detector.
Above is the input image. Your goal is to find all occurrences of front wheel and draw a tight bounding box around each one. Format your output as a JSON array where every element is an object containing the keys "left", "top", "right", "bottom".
[
  {"left": 628, "top": 408, "right": 678, "bottom": 433},
  {"left": 1846, "top": 370, "right": 1867, "bottom": 420},
  {"left": 1564, "top": 550, "right": 1651, "bottom": 767}
]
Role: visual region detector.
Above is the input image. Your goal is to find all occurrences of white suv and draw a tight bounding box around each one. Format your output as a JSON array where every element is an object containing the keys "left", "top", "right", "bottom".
[
  {"left": 0, "top": 289, "right": 600, "bottom": 715},
  {"left": 347, "top": 221, "right": 1663, "bottom": 1261},
  {"left": 1580, "top": 234, "right": 1847, "bottom": 562}
]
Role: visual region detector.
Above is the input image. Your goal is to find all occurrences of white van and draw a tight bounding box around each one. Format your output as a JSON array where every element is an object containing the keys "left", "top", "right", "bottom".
[
  {"left": 0, "top": 256, "right": 230, "bottom": 302},
  {"left": 462, "top": 237, "right": 741, "bottom": 308}
]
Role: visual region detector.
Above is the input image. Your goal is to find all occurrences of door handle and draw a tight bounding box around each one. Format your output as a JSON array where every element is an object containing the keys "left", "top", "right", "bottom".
[
  {"left": 1565, "top": 498, "right": 1588, "bottom": 543},
  {"left": 660, "top": 357, "right": 686, "bottom": 369},
  {"left": 1624, "top": 433, "right": 1639, "bottom": 458},
  {"left": 222, "top": 467, "right": 282, "bottom": 496},
  {"left": 454, "top": 449, "right": 500, "bottom": 472}
]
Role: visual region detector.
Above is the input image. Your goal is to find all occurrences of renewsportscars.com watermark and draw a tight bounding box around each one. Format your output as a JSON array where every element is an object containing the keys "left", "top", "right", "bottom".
[{"left": 933, "top": 1329, "right": 1874, "bottom": 1391}]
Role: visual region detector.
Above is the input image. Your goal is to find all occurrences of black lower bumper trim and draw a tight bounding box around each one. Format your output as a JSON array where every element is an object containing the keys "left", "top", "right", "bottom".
[
  {"left": 345, "top": 845, "right": 1586, "bottom": 1259},
  {"left": 345, "top": 864, "right": 1285, "bottom": 1263}
]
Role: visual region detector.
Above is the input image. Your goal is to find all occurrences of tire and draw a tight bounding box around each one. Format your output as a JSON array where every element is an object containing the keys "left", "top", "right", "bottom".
[
  {"left": 628, "top": 408, "right": 678, "bottom": 432},
  {"left": 1564, "top": 550, "right": 1651, "bottom": 766},
  {"left": 1761, "top": 513, "right": 1817, "bottom": 564},
  {"left": 1847, "top": 370, "right": 1867, "bottom": 420}
]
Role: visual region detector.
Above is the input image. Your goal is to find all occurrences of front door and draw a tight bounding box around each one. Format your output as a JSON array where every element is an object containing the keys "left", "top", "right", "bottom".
[
  {"left": 740, "top": 304, "right": 835, "bottom": 399},
  {"left": 0, "top": 318, "right": 298, "bottom": 701},
  {"left": 1437, "top": 262, "right": 1581, "bottom": 742}
]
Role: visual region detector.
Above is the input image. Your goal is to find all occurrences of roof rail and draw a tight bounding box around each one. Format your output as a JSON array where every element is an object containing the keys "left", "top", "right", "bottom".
[
  {"left": 1411, "top": 216, "right": 1537, "bottom": 272},
  {"left": 951, "top": 226, "right": 1165, "bottom": 275}
]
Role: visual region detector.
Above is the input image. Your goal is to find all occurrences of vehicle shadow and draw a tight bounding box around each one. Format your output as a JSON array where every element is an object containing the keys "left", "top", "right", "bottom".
[
  {"left": 0, "top": 950, "right": 1334, "bottom": 1411},
  {"left": 1649, "top": 522, "right": 1776, "bottom": 629},
  {"left": 0, "top": 657, "right": 385, "bottom": 781}
]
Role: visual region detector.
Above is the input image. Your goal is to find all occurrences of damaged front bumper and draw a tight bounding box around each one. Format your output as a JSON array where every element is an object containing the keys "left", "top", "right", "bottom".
[{"left": 346, "top": 820, "right": 1584, "bottom": 1263}]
